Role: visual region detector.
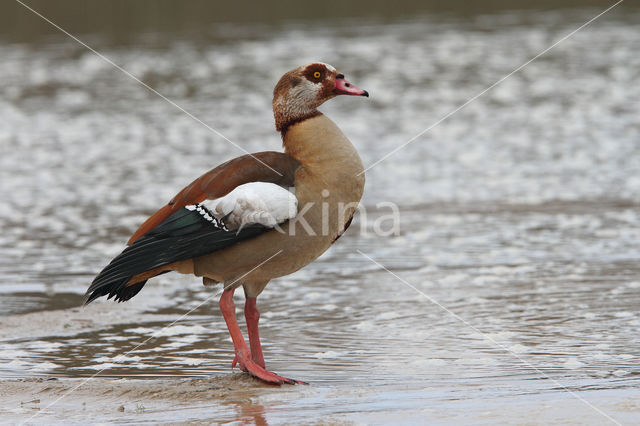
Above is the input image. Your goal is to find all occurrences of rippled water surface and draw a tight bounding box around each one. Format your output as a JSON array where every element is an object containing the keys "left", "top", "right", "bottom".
[{"left": 1, "top": 6, "right": 640, "bottom": 424}]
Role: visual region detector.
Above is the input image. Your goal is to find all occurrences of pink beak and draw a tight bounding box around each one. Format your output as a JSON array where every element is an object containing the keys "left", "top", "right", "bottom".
[{"left": 333, "top": 74, "right": 369, "bottom": 97}]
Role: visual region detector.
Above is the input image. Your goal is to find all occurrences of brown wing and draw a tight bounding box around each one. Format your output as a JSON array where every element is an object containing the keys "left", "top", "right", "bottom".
[{"left": 127, "top": 151, "right": 300, "bottom": 244}]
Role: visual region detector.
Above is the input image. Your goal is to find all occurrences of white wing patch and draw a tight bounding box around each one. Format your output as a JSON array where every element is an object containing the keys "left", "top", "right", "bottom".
[
  {"left": 185, "top": 204, "right": 227, "bottom": 229},
  {"left": 208, "top": 182, "right": 298, "bottom": 229}
]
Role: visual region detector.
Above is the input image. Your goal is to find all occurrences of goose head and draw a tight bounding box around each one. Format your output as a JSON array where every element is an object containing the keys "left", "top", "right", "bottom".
[{"left": 273, "top": 62, "right": 368, "bottom": 133}]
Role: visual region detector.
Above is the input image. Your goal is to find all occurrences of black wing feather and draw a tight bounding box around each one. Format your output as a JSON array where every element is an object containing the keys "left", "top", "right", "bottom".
[{"left": 85, "top": 205, "right": 267, "bottom": 304}]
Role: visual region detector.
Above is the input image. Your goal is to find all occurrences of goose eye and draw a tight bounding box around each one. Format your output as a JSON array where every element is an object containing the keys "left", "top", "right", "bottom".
[{"left": 313, "top": 71, "right": 321, "bottom": 79}]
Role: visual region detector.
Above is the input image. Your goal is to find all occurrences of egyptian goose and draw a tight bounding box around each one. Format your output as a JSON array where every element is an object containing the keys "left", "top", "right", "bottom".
[{"left": 86, "top": 63, "right": 369, "bottom": 384}]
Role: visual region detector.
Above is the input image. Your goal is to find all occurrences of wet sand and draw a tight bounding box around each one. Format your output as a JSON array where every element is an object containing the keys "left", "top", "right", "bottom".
[
  {"left": 2, "top": 375, "right": 639, "bottom": 424},
  {"left": 2, "top": 375, "right": 289, "bottom": 424}
]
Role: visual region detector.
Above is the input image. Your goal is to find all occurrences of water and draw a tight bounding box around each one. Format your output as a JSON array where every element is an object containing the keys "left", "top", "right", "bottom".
[{"left": 1, "top": 6, "right": 640, "bottom": 424}]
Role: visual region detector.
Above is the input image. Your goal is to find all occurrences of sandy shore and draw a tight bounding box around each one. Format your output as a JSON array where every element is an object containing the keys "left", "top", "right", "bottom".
[
  {"left": 1, "top": 375, "right": 308, "bottom": 424},
  {"left": 4, "top": 375, "right": 640, "bottom": 425}
]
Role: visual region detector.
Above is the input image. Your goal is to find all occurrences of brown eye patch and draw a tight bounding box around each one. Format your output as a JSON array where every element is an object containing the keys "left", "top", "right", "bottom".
[{"left": 303, "top": 64, "right": 328, "bottom": 83}]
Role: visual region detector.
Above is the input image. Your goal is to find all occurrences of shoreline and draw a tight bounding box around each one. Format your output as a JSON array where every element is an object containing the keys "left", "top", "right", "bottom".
[{"left": 1, "top": 375, "right": 298, "bottom": 424}]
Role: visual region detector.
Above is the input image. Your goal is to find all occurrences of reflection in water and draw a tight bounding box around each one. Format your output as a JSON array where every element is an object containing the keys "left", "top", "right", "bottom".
[
  {"left": 238, "top": 402, "right": 268, "bottom": 426},
  {"left": 1, "top": 5, "right": 640, "bottom": 424}
]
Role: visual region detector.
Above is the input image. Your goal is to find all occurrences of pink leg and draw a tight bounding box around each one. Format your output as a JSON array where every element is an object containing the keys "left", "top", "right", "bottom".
[
  {"left": 219, "top": 289, "right": 303, "bottom": 385},
  {"left": 244, "top": 297, "right": 265, "bottom": 368}
]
